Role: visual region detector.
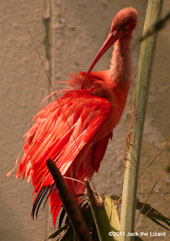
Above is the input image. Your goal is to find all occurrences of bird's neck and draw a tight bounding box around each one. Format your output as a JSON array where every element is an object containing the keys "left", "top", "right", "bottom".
[{"left": 109, "top": 37, "right": 132, "bottom": 90}]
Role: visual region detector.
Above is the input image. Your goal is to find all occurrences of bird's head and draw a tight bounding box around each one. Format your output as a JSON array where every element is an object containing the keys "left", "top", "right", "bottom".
[
  {"left": 81, "top": 7, "right": 138, "bottom": 89},
  {"left": 110, "top": 7, "right": 138, "bottom": 39}
]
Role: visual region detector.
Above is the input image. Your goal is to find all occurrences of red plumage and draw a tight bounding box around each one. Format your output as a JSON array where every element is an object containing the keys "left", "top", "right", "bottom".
[
  {"left": 16, "top": 75, "right": 114, "bottom": 225},
  {"left": 15, "top": 7, "right": 138, "bottom": 226}
]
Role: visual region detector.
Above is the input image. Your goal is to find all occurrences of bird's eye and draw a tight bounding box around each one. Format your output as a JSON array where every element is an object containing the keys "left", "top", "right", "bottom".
[
  {"left": 122, "top": 26, "right": 128, "bottom": 32},
  {"left": 122, "top": 27, "right": 128, "bottom": 32}
]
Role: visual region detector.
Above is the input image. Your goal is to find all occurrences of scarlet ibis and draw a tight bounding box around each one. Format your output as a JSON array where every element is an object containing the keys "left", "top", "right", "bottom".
[{"left": 15, "top": 7, "right": 138, "bottom": 226}]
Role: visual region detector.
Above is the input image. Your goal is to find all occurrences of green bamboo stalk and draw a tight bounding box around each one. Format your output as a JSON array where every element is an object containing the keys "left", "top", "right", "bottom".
[{"left": 120, "top": 1, "right": 163, "bottom": 240}]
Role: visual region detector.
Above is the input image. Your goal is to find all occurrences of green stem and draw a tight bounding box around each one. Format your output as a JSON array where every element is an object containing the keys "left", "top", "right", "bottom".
[
  {"left": 120, "top": 1, "right": 163, "bottom": 240},
  {"left": 85, "top": 181, "right": 116, "bottom": 241}
]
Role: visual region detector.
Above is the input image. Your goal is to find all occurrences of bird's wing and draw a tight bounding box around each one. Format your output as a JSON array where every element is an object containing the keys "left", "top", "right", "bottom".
[
  {"left": 16, "top": 89, "right": 112, "bottom": 226},
  {"left": 68, "top": 131, "right": 113, "bottom": 195},
  {"left": 37, "top": 132, "right": 113, "bottom": 227},
  {"left": 16, "top": 89, "right": 112, "bottom": 192}
]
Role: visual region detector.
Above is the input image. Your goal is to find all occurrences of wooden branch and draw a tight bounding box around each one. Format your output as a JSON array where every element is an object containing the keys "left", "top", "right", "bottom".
[
  {"left": 47, "top": 159, "right": 92, "bottom": 241},
  {"left": 120, "top": 1, "right": 163, "bottom": 240}
]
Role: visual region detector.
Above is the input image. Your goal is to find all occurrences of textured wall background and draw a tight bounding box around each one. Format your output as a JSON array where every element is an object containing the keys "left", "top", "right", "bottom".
[{"left": 0, "top": 0, "right": 169, "bottom": 240}]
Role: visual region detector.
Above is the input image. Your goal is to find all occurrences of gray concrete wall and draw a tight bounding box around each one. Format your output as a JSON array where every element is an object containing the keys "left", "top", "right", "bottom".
[
  {"left": 1, "top": 0, "right": 170, "bottom": 240},
  {"left": 0, "top": 1, "right": 49, "bottom": 240}
]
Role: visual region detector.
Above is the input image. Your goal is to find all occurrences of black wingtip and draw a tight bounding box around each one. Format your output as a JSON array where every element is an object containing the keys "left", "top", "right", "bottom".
[{"left": 32, "top": 185, "right": 52, "bottom": 219}]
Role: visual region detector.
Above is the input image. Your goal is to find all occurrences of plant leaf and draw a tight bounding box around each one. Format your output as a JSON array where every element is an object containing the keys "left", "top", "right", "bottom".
[
  {"left": 137, "top": 201, "right": 170, "bottom": 230},
  {"left": 104, "top": 196, "right": 120, "bottom": 233},
  {"left": 44, "top": 224, "right": 69, "bottom": 240}
]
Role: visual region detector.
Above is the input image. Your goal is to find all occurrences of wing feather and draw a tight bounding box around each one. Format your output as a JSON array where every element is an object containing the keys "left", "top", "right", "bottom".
[{"left": 16, "top": 89, "right": 112, "bottom": 226}]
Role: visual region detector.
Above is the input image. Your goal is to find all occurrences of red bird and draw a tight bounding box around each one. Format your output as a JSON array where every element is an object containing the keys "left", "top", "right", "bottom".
[{"left": 15, "top": 7, "right": 138, "bottom": 226}]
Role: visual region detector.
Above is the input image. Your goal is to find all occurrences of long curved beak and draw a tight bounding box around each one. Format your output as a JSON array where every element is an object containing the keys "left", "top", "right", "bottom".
[{"left": 81, "top": 30, "right": 119, "bottom": 89}]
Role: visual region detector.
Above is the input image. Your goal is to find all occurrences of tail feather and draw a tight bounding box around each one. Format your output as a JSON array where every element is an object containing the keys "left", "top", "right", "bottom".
[{"left": 49, "top": 189, "right": 62, "bottom": 227}]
